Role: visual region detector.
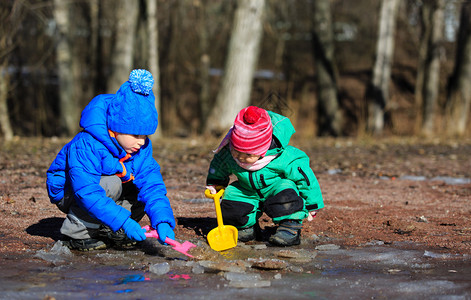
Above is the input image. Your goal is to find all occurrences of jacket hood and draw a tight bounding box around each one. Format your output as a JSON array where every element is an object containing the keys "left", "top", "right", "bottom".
[
  {"left": 79, "top": 94, "right": 127, "bottom": 159},
  {"left": 268, "top": 111, "right": 295, "bottom": 149}
]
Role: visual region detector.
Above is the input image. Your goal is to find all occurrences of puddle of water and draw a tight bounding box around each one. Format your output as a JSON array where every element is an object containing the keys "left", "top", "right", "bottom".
[
  {"left": 326, "top": 169, "right": 471, "bottom": 185},
  {"left": 0, "top": 242, "right": 470, "bottom": 299},
  {"left": 397, "top": 175, "right": 470, "bottom": 185},
  {"left": 429, "top": 176, "right": 471, "bottom": 185}
]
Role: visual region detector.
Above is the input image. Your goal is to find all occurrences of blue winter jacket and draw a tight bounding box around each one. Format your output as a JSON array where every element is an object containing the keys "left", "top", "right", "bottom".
[{"left": 46, "top": 94, "right": 175, "bottom": 232}]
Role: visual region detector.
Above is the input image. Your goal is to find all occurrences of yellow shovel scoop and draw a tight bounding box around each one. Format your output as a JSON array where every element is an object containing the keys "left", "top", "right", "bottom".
[{"left": 204, "top": 189, "right": 238, "bottom": 251}]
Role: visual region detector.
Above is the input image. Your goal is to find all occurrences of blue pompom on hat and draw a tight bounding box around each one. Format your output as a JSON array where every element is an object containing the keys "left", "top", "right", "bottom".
[{"left": 107, "top": 69, "right": 158, "bottom": 135}]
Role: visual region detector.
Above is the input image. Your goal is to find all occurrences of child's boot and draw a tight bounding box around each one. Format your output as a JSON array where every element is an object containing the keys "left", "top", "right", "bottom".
[
  {"left": 238, "top": 226, "right": 255, "bottom": 242},
  {"left": 268, "top": 220, "right": 302, "bottom": 246},
  {"left": 66, "top": 238, "right": 107, "bottom": 251},
  {"left": 99, "top": 225, "right": 137, "bottom": 249}
]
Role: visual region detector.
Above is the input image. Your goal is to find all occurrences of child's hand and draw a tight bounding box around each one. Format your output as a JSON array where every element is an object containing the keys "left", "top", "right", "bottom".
[
  {"left": 205, "top": 185, "right": 225, "bottom": 194},
  {"left": 157, "top": 222, "right": 175, "bottom": 244},
  {"left": 122, "top": 218, "right": 146, "bottom": 241},
  {"left": 206, "top": 185, "right": 217, "bottom": 194},
  {"left": 307, "top": 211, "right": 317, "bottom": 221}
]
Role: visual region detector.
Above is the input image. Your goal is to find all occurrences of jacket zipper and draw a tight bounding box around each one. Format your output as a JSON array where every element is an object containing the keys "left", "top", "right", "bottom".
[
  {"left": 249, "top": 172, "right": 264, "bottom": 198},
  {"left": 260, "top": 174, "right": 267, "bottom": 188},
  {"left": 298, "top": 167, "right": 311, "bottom": 186}
]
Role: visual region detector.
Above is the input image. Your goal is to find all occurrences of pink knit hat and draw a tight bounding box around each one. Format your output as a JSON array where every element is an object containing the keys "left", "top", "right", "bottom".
[{"left": 230, "top": 106, "right": 273, "bottom": 156}]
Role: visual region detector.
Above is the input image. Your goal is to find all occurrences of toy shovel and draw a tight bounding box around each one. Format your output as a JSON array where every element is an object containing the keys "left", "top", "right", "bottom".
[
  {"left": 204, "top": 189, "right": 238, "bottom": 251},
  {"left": 142, "top": 225, "right": 196, "bottom": 258}
]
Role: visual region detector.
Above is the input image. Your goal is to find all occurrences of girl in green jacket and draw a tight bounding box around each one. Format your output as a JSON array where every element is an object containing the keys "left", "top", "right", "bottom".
[{"left": 206, "top": 106, "right": 323, "bottom": 246}]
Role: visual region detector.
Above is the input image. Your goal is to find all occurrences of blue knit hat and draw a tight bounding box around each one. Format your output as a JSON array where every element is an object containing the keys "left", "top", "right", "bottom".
[{"left": 107, "top": 69, "right": 158, "bottom": 135}]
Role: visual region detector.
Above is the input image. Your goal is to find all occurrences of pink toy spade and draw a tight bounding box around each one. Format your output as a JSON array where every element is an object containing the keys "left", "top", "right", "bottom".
[{"left": 142, "top": 225, "right": 196, "bottom": 258}]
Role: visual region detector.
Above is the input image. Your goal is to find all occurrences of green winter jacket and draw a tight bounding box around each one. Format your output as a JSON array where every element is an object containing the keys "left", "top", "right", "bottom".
[{"left": 206, "top": 111, "right": 324, "bottom": 212}]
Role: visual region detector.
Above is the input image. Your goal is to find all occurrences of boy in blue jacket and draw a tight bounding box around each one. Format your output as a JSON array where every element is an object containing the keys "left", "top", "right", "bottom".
[{"left": 46, "top": 69, "right": 175, "bottom": 251}]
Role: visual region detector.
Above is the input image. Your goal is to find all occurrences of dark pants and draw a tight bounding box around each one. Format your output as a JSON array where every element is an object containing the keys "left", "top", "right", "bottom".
[
  {"left": 57, "top": 175, "right": 144, "bottom": 239},
  {"left": 220, "top": 180, "right": 306, "bottom": 229}
]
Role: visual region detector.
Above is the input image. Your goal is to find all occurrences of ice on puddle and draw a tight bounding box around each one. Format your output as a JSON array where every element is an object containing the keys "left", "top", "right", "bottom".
[
  {"left": 223, "top": 271, "right": 271, "bottom": 289},
  {"left": 397, "top": 280, "right": 457, "bottom": 293},
  {"left": 96, "top": 253, "right": 125, "bottom": 259},
  {"left": 423, "top": 250, "right": 460, "bottom": 259},
  {"left": 288, "top": 265, "right": 304, "bottom": 273},
  {"left": 50, "top": 241, "right": 72, "bottom": 255},
  {"left": 397, "top": 175, "right": 471, "bottom": 185},
  {"left": 251, "top": 244, "right": 267, "bottom": 250},
  {"left": 198, "top": 260, "right": 246, "bottom": 273},
  {"left": 8, "top": 241, "right": 471, "bottom": 298},
  {"left": 322, "top": 247, "right": 428, "bottom": 269},
  {"left": 399, "top": 175, "right": 427, "bottom": 181},
  {"left": 34, "top": 241, "right": 72, "bottom": 264},
  {"left": 172, "top": 260, "right": 195, "bottom": 268},
  {"left": 228, "top": 280, "right": 271, "bottom": 288},
  {"left": 364, "top": 240, "right": 385, "bottom": 246},
  {"left": 149, "top": 262, "right": 170, "bottom": 275},
  {"left": 430, "top": 176, "right": 471, "bottom": 185},
  {"left": 192, "top": 264, "right": 205, "bottom": 274},
  {"left": 410, "top": 263, "right": 433, "bottom": 269},
  {"left": 354, "top": 252, "right": 414, "bottom": 266},
  {"left": 315, "top": 244, "right": 340, "bottom": 251},
  {"left": 224, "top": 272, "right": 261, "bottom": 282}
]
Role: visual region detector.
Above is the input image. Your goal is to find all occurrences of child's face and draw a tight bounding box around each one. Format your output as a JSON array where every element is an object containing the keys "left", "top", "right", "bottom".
[
  {"left": 115, "top": 133, "right": 147, "bottom": 153},
  {"left": 230, "top": 147, "right": 261, "bottom": 164}
]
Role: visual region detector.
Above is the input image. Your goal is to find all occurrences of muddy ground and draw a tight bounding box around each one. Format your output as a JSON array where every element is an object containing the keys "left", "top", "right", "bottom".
[{"left": 0, "top": 136, "right": 470, "bottom": 260}]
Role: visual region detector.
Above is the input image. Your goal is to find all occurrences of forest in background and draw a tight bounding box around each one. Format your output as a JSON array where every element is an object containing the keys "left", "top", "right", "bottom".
[{"left": 0, "top": 0, "right": 470, "bottom": 140}]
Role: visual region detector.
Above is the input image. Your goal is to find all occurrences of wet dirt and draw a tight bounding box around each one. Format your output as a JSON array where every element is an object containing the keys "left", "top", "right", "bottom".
[{"left": 0, "top": 136, "right": 471, "bottom": 299}]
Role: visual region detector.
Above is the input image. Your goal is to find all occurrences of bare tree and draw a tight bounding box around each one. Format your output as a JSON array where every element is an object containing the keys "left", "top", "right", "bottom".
[
  {"left": 159, "top": 1, "right": 181, "bottom": 135},
  {"left": 0, "top": 2, "right": 19, "bottom": 141},
  {"left": 54, "top": 0, "right": 81, "bottom": 136},
  {"left": 365, "top": 0, "right": 400, "bottom": 135},
  {"left": 416, "top": 0, "right": 445, "bottom": 136},
  {"left": 311, "top": 0, "right": 342, "bottom": 136},
  {"left": 196, "top": 0, "right": 211, "bottom": 132},
  {"left": 146, "top": 0, "right": 162, "bottom": 139},
  {"left": 205, "top": 0, "right": 266, "bottom": 134},
  {"left": 107, "top": 0, "right": 139, "bottom": 93},
  {"left": 0, "top": 61, "right": 12, "bottom": 141},
  {"left": 89, "top": 0, "right": 99, "bottom": 91},
  {"left": 264, "top": 0, "right": 291, "bottom": 86},
  {"left": 445, "top": 0, "right": 471, "bottom": 136}
]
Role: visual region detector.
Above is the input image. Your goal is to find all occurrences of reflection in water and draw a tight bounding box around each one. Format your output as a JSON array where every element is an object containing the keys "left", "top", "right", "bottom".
[{"left": 1, "top": 242, "right": 470, "bottom": 299}]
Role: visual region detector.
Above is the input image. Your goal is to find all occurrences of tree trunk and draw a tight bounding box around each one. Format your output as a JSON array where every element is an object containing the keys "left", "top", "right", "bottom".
[
  {"left": 312, "top": 0, "right": 342, "bottom": 136},
  {"left": 0, "top": 1, "right": 14, "bottom": 141},
  {"left": 445, "top": 0, "right": 471, "bottom": 136},
  {"left": 205, "top": 0, "right": 265, "bottom": 135},
  {"left": 107, "top": 0, "right": 139, "bottom": 93},
  {"left": 147, "top": 0, "right": 162, "bottom": 139},
  {"left": 414, "top": 1, "right": 430, "bottom": 132},
  {"left": 0, "top": 64, "right": 13, "bottom": 141},
  {"left": 366, "top": 0, "right": 400, "bottom": 135},
  {"left": 420, "top": 0, "right": 445, "bottom": 136},
  {"left": 197, "top": 1, "right": 211, "bottom": 132},
  {"left": 159, "top": 1, "right": 180, "bottom": 135},
  {"left": 89, "top": 0, "right": 99, "bottom": 92},
  {"left": 54, "top": 0, "right": 80, "bottom": 136}
]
